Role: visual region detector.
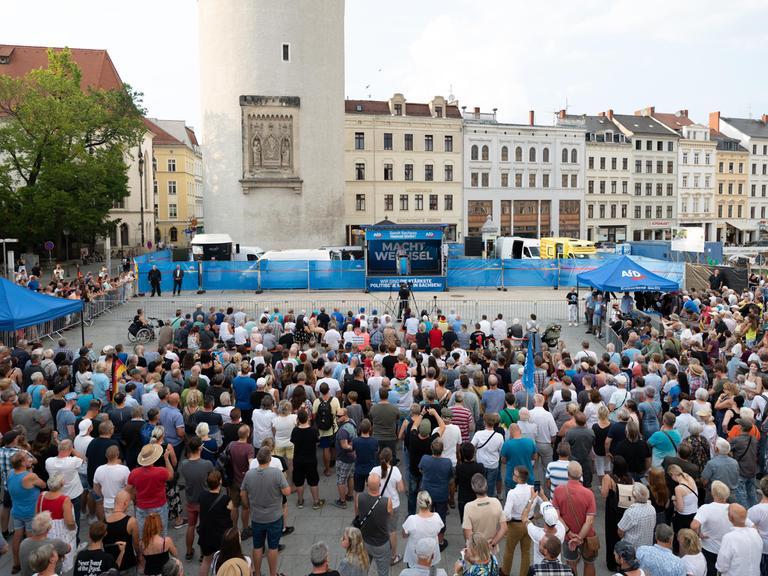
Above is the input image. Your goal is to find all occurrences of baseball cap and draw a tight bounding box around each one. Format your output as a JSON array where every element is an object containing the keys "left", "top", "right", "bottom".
[
  {"left": 65, "top": 392, "right": 78, "bottom": 401},
  {"left": 541, "top": 502, "right": 559, "bottom": 526},
  {"left": 418, "top": 419, "right": 432, "bottom": 436},
  {"left": 441, "top": 408, "right": 453, "bottom": 420},
  {"left": 256, "top": 377, "right": 266, "bottom": 388},
  {"left": 78, "top": 419, "right": 92, "bottom": 437},
  {"left": 2, "top": 429, "right": 21, "bottom": 445}
]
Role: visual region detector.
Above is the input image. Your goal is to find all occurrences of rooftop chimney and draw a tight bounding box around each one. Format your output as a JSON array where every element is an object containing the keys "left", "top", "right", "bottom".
[
  {"left": 678, "top": 109, "right": 689, "bottom": 118},
  {"left": 558, "top": 109, "right": 566, "bottom": 119},
  {"left": 709, "top": 111, "right": 720, "bottom": 132},
  {"left": 762, "top": 114, "right": 768, "bottom": 124},
  {"left": 635, "top": 106, "right": 654, "bottom": 117},
  {"left": 597, "top": 112, "right": 606, "bottom": 118},
  {"left": 607, "top": 109, "right": 614, "bottom": 120},
  {"left": 529, "top": 110, "right": 535, "bottom": 126},
  {"left": 474, "top": 107, "right": 480, "bottom": 114}
]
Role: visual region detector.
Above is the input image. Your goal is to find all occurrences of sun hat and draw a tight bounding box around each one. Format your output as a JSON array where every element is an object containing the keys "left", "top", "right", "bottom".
[{"left": 137, "top": 443, "right": 163, "bottom": 467}]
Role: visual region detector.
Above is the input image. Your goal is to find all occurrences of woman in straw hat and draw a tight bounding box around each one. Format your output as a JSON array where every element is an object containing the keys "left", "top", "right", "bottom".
[{"left": 126, "top": 440, "right": 174, "bottom": 537}]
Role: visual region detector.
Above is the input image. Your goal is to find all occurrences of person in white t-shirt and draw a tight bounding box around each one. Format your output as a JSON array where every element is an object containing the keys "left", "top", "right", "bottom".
[
  {"left": 747, "top": 476, "right": 768, "bottom": 572},
  {"left": 491, "top": 314, "right": 508, "bottom": 342},
  {"left": 45, "top": 440, "right": 84, "bottom": 506},
  {"left": 251, "top": 394, "right": 277, "bottom": 448},
  {"left": 316, "top": 371, "right": 341, "bottom": 399},
  {"left": 479, "top": 315, "right": 492, "bottom": 337},
  {"left": 524, "top": 502, "right": 566, "bottom": 564},
  {"left": 93, "top": 445, "right": 130, "bottom": 514},
  {"left": 470, "top": 413, "right": 505, "bottom": 498},
  {"left": 439, "top": 409, "right": 462, "bottom": 468},
  {"left": 323, "top": 325, "right": 342, "bottom": 350},
  {"left": 690, "top": 481, "right": 739, "bottom": 571},
  {"left": 370, "top": 447, "right": 405, "bottom": 564}
]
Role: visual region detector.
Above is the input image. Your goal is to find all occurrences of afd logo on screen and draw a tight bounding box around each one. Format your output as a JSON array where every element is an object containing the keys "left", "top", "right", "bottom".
[{"left": 621, "top": 269, "right": 647, "bottom": 281}]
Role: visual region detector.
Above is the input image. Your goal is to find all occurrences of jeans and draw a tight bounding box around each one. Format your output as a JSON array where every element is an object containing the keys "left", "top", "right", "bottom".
[
  {"left": 136, "top": 502, "right": 169, "bottom": 538},
  {"left": 433, "top": 500, "right": 448, "bottom": 534},
  {"left": 365, "top": 540, "right": 391, "bottom": 576},
  {"left": 484, "top": 465, "right": 499, "bottom": 498},
  {"left": 535, "top": 441, "right": 553, "bottom": 485},
  {"left": 71, "top": 494, "right": 82, "bottom": 538},
  {"left": 734, "top": 476, "right": 758, "bottom": 509}
]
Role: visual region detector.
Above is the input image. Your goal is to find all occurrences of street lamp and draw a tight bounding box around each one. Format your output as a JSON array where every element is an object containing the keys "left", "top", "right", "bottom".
[
  {"left": 1, "top": 238, "right": 18, "bottom": 279},
  {"left": 138, "top": 148, "right": 146, "bottom": 249},
  {"left": 62, "top": 228, "right": 70, "bottom": 262}
]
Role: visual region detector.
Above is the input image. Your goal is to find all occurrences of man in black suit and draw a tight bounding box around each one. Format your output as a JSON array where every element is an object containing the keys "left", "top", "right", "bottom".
[
  {"left": 148, "top": 264, "right": 162, "bottom": 297},
  {"left": 172, "top": 264, "right": 184, "bottom": 296}
]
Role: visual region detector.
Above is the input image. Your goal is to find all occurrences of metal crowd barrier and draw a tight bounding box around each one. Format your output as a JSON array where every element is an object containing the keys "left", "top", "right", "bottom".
[{"left": 109, "top": 297, "right": 572, "bottom": 328}]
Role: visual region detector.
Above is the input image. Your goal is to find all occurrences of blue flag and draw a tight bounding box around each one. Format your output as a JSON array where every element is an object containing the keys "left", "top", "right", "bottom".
[{"left": 522, "top": 336, "right": 535, "bottom": 393}]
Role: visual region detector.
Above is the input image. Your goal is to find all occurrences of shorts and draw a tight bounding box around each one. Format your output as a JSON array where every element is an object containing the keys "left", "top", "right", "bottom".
[
  {"left": 273, "top": 444, "right": 295, "bottom": 460},
  {"left": 252, "top": 517, "right": 283, "bottom": 550},
  {"left": 319, "top": 435, "right": 335, "bottom": 449},
  {"left": 353, "top": 473, "right": 368, "bottom": 493},
  {"left": 388, "top": 508, "right": 399, "bottom": 532},
  {"left": 12, "top": 516, "right": 34, "bottom": 532},
  {"left": 562, "top": 539, "right": 596, "bottom": 564},
  {"left": 336, "top": 461, "right": 355, "bottom": 485},
  {"left": 2, "top": 488, "right": 11, "bottom": 508},
  {"left": 187, "top": 502, "right": 200, "bottom": 526},
  {"left": 293, "top": 462, "right": 319, "bottom": 487},
  {"left": 228, "top": 486, "right": 242, "bottom": 507},
  {"left": 79, "top": 472, "right": 91, "bottom": 491}
]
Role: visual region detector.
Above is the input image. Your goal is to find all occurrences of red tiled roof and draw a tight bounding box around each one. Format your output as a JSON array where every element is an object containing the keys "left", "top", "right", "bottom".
[
  {"left": 0, "top": 44, "right": 123, "bottom": 91},
  {"left": 142, "top": 117, "right": 182, "bottom": 146},
  {"left": 185, "top": 126, "right": 199, "bottom": 147},
  {"left": 345, "top": 99, "right": 462, "bottom": 119},
  {"left": 652, "top": 111, "right": 694, "bottom": 131}
]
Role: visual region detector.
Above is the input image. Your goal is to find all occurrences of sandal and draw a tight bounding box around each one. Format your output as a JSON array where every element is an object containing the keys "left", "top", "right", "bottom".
[{"left": 390, "top": 554, "right": 402, "bottom": 566}]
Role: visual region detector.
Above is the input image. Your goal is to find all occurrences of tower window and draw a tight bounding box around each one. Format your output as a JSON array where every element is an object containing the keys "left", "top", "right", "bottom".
[{"left": 281, "top": 43, "right": 290, "bottom": 62}]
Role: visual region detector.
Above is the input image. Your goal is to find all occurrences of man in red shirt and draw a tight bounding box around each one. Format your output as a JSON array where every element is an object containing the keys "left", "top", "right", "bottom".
[
  {"left": 551, "top": 461, "right": 597, "bottom": 576},
  {"left": 127, "top": 443, "right": 174, "bottom": 537},
  {"left": 429, "top": 325, "right": 443, "bottom": 351},
  {"left": 0, "top": 390, "right": 17, "bottom": 434}
]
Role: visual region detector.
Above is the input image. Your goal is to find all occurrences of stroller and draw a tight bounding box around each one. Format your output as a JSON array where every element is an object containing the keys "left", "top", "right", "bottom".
[{"left": 542, "top": 324, "right": 561, "bottom": 347}]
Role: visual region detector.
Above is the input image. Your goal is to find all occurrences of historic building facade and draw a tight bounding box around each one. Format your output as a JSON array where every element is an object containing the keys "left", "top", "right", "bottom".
[
  {"left": 343, "top": 94, "right": 463, "bottom": 244},
  {"left": 463, "top": 109, "right": 585, "bottom": 239}
]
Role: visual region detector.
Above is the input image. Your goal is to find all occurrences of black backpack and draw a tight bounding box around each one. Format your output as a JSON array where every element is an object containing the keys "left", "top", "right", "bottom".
[{"left": 316, "top": 398, "right": 334, "bottom": 431}]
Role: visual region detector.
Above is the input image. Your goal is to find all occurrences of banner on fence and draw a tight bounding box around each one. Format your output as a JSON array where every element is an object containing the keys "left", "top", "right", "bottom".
[{"left": 366, "top": 276, "right": 446, "bottom": 292}]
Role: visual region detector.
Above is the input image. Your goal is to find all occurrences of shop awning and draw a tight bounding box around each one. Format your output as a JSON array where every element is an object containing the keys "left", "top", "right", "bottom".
[{"left": 726, "top": 220, "right": 758, "bottom": 232}]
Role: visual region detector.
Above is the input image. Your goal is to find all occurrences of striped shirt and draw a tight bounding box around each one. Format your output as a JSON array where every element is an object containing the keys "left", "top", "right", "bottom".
[
  {"left": 450, "top": 404, "right": 473, "bottom": 442},
  {"left": 546, "top": 459, "right": 570, "bottom": 489}
]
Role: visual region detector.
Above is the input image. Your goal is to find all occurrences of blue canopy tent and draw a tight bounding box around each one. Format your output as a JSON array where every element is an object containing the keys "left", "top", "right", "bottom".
[
  {"left": 576, "top": 255, "right": 680, "bottom": 293},
  {"left": 0, "top": 277, "right": 84, "bottom": 343}
]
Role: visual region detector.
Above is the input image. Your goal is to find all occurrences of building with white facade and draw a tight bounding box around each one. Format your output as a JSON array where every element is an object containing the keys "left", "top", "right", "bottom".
[
  {"left": 715, "top": 112, "right": 768, "bottom": 239},
  {"left": 199, "top": 0, "right": 345, "bottom": 249},
  {"left": 463, "top": 109, "right": 585, "bottom": 239},
  {"left": 649, "top": 109, "right": 717, "bottom": 240},
  {"left": 558, "top": 111, "right": 631, "bottom": 243},
  {"left": 612, "top": 112, "right": 679, "bottom": 240},
  {"left": 343, "top": 94, "right": 463, "bottom": 244}
]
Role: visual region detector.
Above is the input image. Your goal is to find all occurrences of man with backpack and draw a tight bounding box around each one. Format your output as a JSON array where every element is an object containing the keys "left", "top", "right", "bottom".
[{"left": 313, "top": 382, "right": 340, "bottom": 478}]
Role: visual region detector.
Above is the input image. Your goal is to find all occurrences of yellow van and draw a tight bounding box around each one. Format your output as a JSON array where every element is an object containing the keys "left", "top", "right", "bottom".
[{"left": 540, "top": 237, "right": 596, "bottom": 259}]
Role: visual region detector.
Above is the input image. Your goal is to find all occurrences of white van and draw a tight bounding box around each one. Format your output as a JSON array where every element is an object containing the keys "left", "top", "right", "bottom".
[
  {"left": 258, "top": 249, "right": 333, "bottom": 262},
  {"left": 190, "top": 234, "right": 265, "bottom": 261},
  {"left": 495, "top": 236, "right": 540, "bottom": 259}
]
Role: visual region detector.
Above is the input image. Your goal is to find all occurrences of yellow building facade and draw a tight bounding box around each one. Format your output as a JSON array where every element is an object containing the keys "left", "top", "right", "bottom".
[
  {"left": 344, "top": 94, "right": 464, "bottom": 244},
  {"left": 711, "top": 131, "right": 750, "bottom": 244},
  {"left": 149, "top": 119, "right": 203, "bottom": 247}
]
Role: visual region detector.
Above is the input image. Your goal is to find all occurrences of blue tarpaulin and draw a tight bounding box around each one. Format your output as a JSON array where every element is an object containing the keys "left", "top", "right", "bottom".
[
  {"left": 0, "top": 277, "right": 83, "bottom": 330},
  {"left": 576, "top": 255, "right": 680, "bottom": 292},
  {"left": 136, "top": 256, "right": 683, "bottom": 292}
]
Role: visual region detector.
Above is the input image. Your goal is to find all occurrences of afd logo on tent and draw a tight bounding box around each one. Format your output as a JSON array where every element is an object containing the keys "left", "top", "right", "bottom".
[{"left": 621, "top": 269, "right": 647, "bottom": 281}]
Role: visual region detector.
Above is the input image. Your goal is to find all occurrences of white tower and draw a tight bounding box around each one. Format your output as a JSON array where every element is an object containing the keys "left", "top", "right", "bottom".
[{"left": 199, "top": 0, "right": 346, "bottom": 249}]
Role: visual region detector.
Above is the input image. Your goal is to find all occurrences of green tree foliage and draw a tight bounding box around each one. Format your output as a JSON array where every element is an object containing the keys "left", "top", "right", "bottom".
[{"left": 0, "top": 48, "right": 145, "bottom": 250}]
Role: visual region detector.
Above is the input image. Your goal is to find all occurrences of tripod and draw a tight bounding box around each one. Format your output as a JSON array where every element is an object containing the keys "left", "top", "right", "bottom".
[{"left": 383, "top": 286, "right": 398, "bottom": 318}]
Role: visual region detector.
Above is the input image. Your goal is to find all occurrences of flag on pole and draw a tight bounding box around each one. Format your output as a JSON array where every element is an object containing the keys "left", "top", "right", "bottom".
[
  {"left": 111, "top": 357, "right": 126, "bottom": 399},
  {"left": 522, "top": 336, "right": 535, "bottom": 394}
]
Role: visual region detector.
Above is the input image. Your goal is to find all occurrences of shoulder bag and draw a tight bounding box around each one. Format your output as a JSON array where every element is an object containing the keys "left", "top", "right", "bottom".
[
  {"left": 564, "top": 485, "right": 600, "bottom": 560},
  {"left": 352, "top": 467, "right": 392, "bottom": 529}
]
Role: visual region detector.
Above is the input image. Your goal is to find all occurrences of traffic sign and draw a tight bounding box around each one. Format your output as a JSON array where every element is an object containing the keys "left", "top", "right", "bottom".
[{"left": 43, "top": 241, "right": 55, "bottom": 251}]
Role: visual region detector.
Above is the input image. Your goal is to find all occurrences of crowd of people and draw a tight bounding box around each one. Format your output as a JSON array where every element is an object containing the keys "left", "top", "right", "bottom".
[{"left": 0, "top": 275, "right": 767, "bottom": 576}]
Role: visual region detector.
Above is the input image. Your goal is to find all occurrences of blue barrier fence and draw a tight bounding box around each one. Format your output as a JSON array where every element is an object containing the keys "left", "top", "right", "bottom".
[{"left": 136, "top": 256, "right": 684, "bottom": 292}]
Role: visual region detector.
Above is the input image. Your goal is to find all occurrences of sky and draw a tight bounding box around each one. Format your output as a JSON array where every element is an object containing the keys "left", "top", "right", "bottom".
[{"left": 2, "top": 0, "right": 768, "bottom": 138}]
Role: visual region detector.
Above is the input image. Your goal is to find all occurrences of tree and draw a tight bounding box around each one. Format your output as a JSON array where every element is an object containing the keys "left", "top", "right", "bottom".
[{"left": 0, "top": 48, "right": 145, "bottom": 252}]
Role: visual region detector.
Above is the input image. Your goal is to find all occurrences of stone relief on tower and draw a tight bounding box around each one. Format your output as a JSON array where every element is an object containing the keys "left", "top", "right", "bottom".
[{"left": 240, "top": 95, "right": 302, "bottom": 192}]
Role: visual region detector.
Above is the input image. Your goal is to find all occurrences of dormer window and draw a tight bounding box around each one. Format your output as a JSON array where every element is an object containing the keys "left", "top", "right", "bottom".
[
  {"left": 394, "top": 103, "right": 402, "bottom": 116},
  {"left": 355, "top": 104, "right": 363, "bottom": 112},
  {"left": 435, "top": 106, "right": 443, "bottom": 118},
  {"left": 604, "top": 131, "right": 612, "bottom": 141},
  {"left": 0, "top": 56, "right": 8, "bottom": 65}
]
